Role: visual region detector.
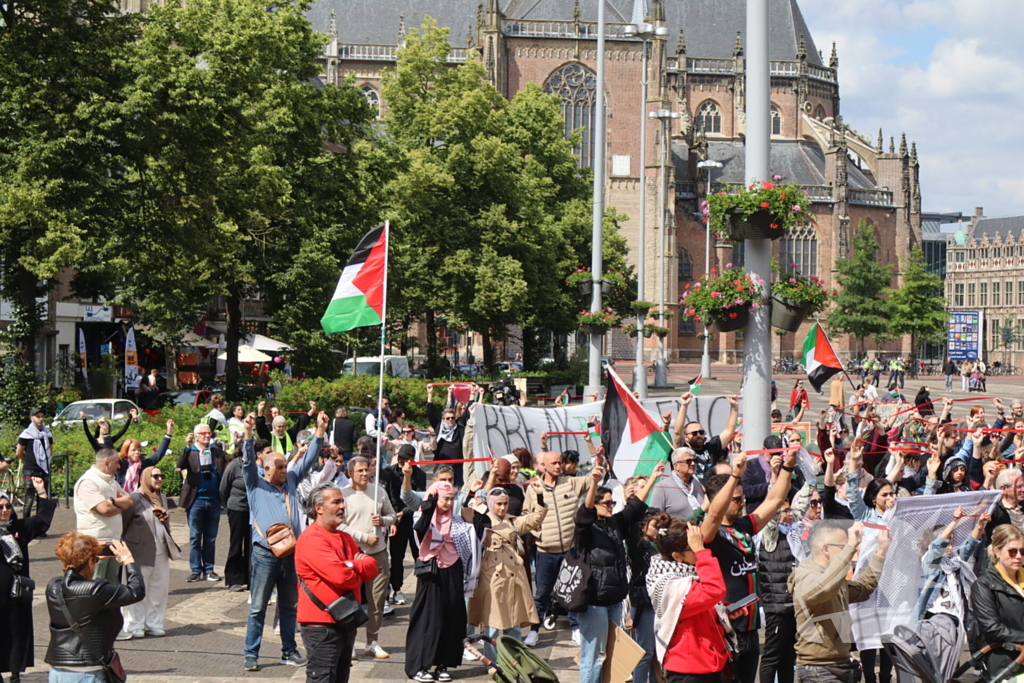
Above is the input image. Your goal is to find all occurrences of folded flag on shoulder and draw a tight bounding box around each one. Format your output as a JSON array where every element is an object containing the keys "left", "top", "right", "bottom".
[
  {"left": 601, "top": 368, "right": 672, "bottom": 483},
  {"left": 321, "top": 224, "right": 388, "bottom": 335},
  {"left": 802, "top": 322, "right": 843, "bottom": 392}
]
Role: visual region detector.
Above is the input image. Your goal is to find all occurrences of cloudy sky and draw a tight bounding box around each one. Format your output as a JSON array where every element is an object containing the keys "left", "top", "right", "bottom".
[{"left": 799, "top": 0, "right": 1024, "bottom": 217}]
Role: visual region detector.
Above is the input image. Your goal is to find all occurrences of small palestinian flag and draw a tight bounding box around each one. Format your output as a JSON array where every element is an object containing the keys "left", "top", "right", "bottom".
[
  {"left": 601, "top": 367, "right": 673, "bottom": 482},
  {"left": 556, "top": 388, "right": 570, "bottom": 406},
  {"left": 688, "top": 373, "right": 703, "bottom": 394},
  {"left": 321, "top": 224, "right": 388, "bottom": 334},
  {"left": 802, "top": 322, "right": 843, "bottom": 392}
]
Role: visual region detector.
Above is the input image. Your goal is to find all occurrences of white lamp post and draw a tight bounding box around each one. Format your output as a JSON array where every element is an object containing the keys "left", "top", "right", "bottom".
[
  {"left": 585, "top": 0, "right": 608, "bottom": 400},
  {"left": 697, "top": 159, "right": 723, "bottom": 380},
  {"left": 623, "top": 21, "right": 667, "bottom": 397},
  {"left": 649, "top": 108, "right": 680, "bottom": 388}
]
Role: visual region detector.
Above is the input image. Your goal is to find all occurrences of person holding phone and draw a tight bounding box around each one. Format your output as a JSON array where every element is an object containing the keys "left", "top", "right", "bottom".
[{"left": 44, "top": 535, "right": 144, "bottom": 683}]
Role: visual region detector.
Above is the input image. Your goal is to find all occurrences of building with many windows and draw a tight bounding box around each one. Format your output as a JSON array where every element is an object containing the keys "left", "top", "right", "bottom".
[{"left": 945, "top": 209, "right": 1024, "bottom": 366}]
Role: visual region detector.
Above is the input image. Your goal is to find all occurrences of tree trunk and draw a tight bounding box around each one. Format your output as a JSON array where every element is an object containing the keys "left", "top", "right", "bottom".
[
  {"left": 425, "top": 310, "right": 440, "bottom": 377},
  {"left": 481, "top": 327, "right": 494, "bottom": 372},
  {"left": 166, "top": 342, "right": 179, "bottom": 390},
  {"left": 226, "top": 288, "right": 243, "bottom": 400},
  {"left": 15, "top": 265, "right": 40, "bottom": 370},
  {"left": 522, "top": 327, "right": 539, "bottom": 370}
]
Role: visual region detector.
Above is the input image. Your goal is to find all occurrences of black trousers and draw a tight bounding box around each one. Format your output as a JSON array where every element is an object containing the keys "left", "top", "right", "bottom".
[
  {"left": 759, "top": 611, "right": 797, "bottom": 683},
  {"left": 404, "top": 560, "right": 466, "bottom": 679},
  {"left": 389, "top": 514, "right": 414, "bottom": 592},
  {"left": 224, "top": 509, "right": 251, "bottom": 588},
  {"left": 666, "top": 672, "right": 724, "bottom": 683},
  {"left": 22, "top": 472, "right": 48, "bottom": 519},
  {"left": 860, "top": 648, "right": 892, "bottom": 683},
  {"left": 731, "top": 630, "right": 760, "bottom": 683},
  {"left": 300, "top": 623, "right": 357, "bottom": 683}
]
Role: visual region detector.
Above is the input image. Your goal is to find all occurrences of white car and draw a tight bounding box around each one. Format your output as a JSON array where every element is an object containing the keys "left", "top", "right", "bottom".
[{"left": 51, "top": 399, "right": 140, "bottom": 429}]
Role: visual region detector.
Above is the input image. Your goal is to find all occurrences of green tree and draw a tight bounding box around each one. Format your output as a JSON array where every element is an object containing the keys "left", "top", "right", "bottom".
[
  {"left": 89, "top": 0, "right": 384, "bottom": 394},
  {"left": 827, "top": 221, "right": 892, "bottom": 354},
  {"left": 885, "top": 244, "right": 947, "bottom": 362},
  {"left": 381, "top": 20, "right": 629, "bottom": 372},
  {"left": 0, "top": 0, "right": 138, "bottom": 426}
]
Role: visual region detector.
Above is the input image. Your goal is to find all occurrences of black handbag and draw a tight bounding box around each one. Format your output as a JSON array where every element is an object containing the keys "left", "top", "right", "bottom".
[
  {"left": 10, "top": 574, "right": 35, "bottom": 601},
  {"left": 413, "top": 558, "right": 438, "bottom": 577},
  {"left": 53, "top": 581, "right": 127, "bottom": 683},
  {"left": 298, "top": 576, "right": 368, "bottom": 631},
  {"left": 552, "top": 543, "right": 591, "bottom": 613}
]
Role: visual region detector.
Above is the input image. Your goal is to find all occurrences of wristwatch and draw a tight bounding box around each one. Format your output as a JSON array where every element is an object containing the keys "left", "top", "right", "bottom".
[{"left": 344, "top": 561, "right": 354, "bottom": 569}]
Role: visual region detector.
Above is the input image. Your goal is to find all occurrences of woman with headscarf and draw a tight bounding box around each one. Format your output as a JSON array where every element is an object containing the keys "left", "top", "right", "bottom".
[
  {"left": 405, "top": 481, "right": 482, "bottom": 683},
  {"left": 0, "top": 477, "right": 54, "bottom": 683},
  {"left": 914, "top": 387, "right": 934, "bottom": 417},
  {"left": 116, "top": 419, "right": 176, "bottom": 493},
  {"left": 427, "top": 385, "right": 477, "bottom": 488},
  {"left": 117, "top": 466, "right": 180, "bottom": 640},
  {"left": 467, "top": 482, "right": 547, "bottom": 661}
]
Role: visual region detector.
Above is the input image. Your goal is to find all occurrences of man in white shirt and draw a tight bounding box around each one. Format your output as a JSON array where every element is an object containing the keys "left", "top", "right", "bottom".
[{"left": 73, "top": 448, "right": 134, "bottom": 583}]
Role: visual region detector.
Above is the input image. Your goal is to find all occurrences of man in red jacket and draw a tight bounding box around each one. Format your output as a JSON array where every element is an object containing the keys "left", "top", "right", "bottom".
[{"left": 296, "top": 482, "right": 378, "bottom": 683}]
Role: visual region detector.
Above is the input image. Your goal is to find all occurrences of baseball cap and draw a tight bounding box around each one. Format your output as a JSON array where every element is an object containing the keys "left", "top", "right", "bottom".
[
  {"left": 29, "top": 407, "right": 45, "bottom": 418},
  {"left": 397, "top": 444, "right": 416, "bottom": 460}
]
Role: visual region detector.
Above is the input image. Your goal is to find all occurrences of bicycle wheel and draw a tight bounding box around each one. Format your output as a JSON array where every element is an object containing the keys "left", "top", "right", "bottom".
[{"left": 1016, "top": 366, "right": 1023, "bottom": 376}]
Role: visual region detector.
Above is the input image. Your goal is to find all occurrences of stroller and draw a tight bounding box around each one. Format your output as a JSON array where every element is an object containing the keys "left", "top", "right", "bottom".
[
  {"left": 463, "top": 635, "right": 559, "bottom": 683},
  {"left": 884, "top": 614, "right": 1024, "bottom": 683}
]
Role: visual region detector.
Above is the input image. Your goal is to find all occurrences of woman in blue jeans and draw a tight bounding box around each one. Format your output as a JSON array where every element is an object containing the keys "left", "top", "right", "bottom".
[{"left": 575, "top": 462, "right": 663, "bottom": 683}]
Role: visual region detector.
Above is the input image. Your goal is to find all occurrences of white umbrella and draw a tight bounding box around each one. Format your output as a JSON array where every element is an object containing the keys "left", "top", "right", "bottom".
[
  {"left": 243, "top": 333, "right": 291, "bottom": 352},
  {"left": 218, "top": 345, "right": 272, "bottom": 363}
]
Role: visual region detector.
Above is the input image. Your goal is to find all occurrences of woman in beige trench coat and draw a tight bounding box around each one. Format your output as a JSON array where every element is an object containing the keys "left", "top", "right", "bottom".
[{"left": 468, "top": 483, "right": 546, "bottom": 661}]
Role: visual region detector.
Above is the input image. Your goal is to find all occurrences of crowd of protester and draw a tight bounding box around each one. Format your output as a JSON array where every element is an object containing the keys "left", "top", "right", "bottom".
[{"left": 6, "top": 382, "right": 1024, "bottom": 683}]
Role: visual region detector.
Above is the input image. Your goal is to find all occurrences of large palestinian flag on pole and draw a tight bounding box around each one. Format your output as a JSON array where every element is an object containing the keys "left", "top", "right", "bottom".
[
  {"left": 321, "top": 224, "right": 389, "bottom": 334},
  {"left": 802, "top": 322, "right": 844, "bottom": 392},
  {"left": 601, "top": 368, "right": 673, "bottom": 482}
]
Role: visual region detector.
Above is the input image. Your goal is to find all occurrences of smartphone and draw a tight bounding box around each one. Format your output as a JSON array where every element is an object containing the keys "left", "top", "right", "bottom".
[
  {"left": 726, "top": 593, "right": 760, "bottom": 614},
  {"left": 99, "top": 542, "right": 116, "bottom": 558}
]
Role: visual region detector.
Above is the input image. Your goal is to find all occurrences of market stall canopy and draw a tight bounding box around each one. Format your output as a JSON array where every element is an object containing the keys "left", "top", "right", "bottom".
[
  {"left": 218, "top": 345, "right": 272, "bottom": 363},
  {"left": 132, "top": 325, "right": 218, "bottom": 348},
  {"left": 243, "top": 333, "right": 291, "bottom": 352}
]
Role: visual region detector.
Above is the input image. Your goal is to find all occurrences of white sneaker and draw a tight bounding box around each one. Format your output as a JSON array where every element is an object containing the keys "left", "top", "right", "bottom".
[
  {"left": 383, "top": 603, "right": 395, "bottom": 616},
  {"left": 115, "top": 631, "right": 139, "bottom": 641},
  {"left": 524, "top": 630, "right": 539, "bottom": 647},
  {"left": 464, "top": 648, "right": 479, "bottom": 661},
  {"left": 365, "top": 642, "right": 390, "bottom": 659},
  {"left": 393, "top": 590, "right": 407, "bottom": 605},
  {"left": 571, "top": 628, "right": 581, "bottom": 645}
]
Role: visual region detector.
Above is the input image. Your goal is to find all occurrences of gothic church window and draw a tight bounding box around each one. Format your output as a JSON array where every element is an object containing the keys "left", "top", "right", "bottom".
[
  {"left": 543, "top": 63, "right": 597, "bottom": 168},
  {"left": 696, "top": 100, "right": 722, "bottom": 135},
  {"left": 678, "top": 249, "right": 693, "bottom": 280},
  {"left": 771, "top": 105, "right": 782, "bottom": 136},
  {"left": 780, "top": 223, "right": 818, "bottom": 276},
  {"left": 361, "top": 86, "right": 381, "bottom": 118},
  {"left": 813, "top": 105, "right": 826, "bottom": 120}
]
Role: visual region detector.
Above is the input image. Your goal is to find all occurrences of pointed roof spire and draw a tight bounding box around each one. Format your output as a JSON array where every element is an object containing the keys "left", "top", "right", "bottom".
[
  {"left": 830, "top": 42, "right": 839, "bottom": 69},
  {"left": 797, "top": 33, "right": 806, "bottom": 59},
  {"left": 889, "top": 137, "right": 895, "bottom": 154},
  {"left": 477, "top": 3, "right": 484, "bottom": 28},
  {"left": 573, "top": 0, "right": 580, "bottom": 24},
  {"left": 652, "top": 0, "right": 663, "bottom": 22},
  {"left": 910, "top": 142, "right": 918, "bottom": 164},
  {"left": 900, "top": 133, "right": 908, "bottom": 156},
  {"left": 877, "top": 128, "right": 883, "bottom": 151},
  {"left": 630, "top": 0, "right": 647, "bottom": 26},
  {"left": 397, "top": 14, "right": 406, "bottom": 44},
  {"left": 733, "top": 30, "right": 743, "bottom": 57},
  {"left": 329, "top": 9, "right": 337, "bottom": 37},
  {"left": 676, "top": 28, "right": 686, "bottom": 56}
]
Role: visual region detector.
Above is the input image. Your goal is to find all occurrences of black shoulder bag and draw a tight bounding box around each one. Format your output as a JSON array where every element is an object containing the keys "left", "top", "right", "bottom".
[
  {"left": 53, "top": 580, "right": 127, "bottom": 683},
  {"left": 297, "top": 561, "right": 369, "bottom": 631},
  {"left": 552, "top": 531, "right": 592, "bottom": 613}
]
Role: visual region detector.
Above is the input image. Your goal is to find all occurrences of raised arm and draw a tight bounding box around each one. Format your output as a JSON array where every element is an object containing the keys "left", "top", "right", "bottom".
[
  {"left": 291, "top": 412, "right": 328, "bottom": 482},
  {"left": 673, "top": 392, "right": 693, "bottom": 447},
  {"left": 109, "top": 410, "right": 136, "bottom": 445},
  {"left": 240, "top": 413, "right": 261, "bottom": 489},
  {"left": 718, "top": 394, "right": 741, "bottom": 446},
  {"left": 82, "top": 415, "right": 102, "bottom": 453},
  {"left": 702, "top": 453, "right": 746, "bottom": 544},
  {"left": 750, "top": 449, "right": 794, "bottom": 530},
  {"left": 636, "top": 461, "right": 665, "bottom": 502}
]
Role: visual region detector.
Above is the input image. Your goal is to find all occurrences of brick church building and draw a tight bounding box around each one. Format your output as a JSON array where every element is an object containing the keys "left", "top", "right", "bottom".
[{"left": 309, "top": 0, "right": 923, "bottom": 363}]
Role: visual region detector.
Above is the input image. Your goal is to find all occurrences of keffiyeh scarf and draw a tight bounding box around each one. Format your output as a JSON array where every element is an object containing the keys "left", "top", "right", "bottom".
[{"left": 18, "top": 424, "right": 52, "bottom": 474}]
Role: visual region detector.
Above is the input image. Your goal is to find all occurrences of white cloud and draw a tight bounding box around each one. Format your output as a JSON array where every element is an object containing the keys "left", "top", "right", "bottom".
[{"left": 798, "top": 0, "right": 1024, "bottom": 214}]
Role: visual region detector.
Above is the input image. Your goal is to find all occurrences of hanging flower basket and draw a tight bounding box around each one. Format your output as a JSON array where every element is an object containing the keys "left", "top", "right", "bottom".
[
  {"left": 578, "top": 280, "right": 594, "bottom": 296},
  {"left": 650, "top": 325, "right": 670, "bottom": 338},
  {"left": 577, "top": 309, "right": 619, "bottom": 336},
  {"left": 642, "top": 326, "right": 654, "bottom": 338},
  {"left": 601, "top": 280, "right": 614, "bottom": 295},
  {"left": 705, "top": 178, "right": 813, "bottom": 242},
  {"left": 714, "top": 306, "right": 750, "bottom": 333},
  {"left": 623, "top": 323, "right": 640, "bottom": 338},
  {"left": 770, "top": 295, "right": 811, "bottom": 333},
  {"left": 630, "top": 300, "right": 655, "bottom": 316},
  {"left": 771, "top": 264, "right": 831, "bottom": 320}
]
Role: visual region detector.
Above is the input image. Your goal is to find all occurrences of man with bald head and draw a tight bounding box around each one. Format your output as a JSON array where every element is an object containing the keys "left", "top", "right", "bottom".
[
  {"left": 523, "top": 450, "right": 593, "bottom": 646},
  {"left": 177, "top": 422, "right": 228, "bottom": 582},
  {"left": 240, "top": 411, "right": 328, "bottom": 672}
]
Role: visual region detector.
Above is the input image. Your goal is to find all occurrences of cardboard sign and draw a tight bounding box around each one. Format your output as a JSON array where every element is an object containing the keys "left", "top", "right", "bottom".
[{"left": 601, "top": 623, "right": 645, "bottom": 683}]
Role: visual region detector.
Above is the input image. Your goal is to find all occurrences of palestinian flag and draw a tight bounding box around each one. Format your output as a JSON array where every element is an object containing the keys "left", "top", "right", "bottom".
[
  {"left": 321, "top": 223, "right": 388, "bottom": 334},
  {"left": 802, "top": 322, "right": 843, "bottom": 392},
  {"left": 688, "top": 373, "right": 703, "bottom": 394},
  {"left": 601, "top": 368, "right": 673, "bottom": 483}
]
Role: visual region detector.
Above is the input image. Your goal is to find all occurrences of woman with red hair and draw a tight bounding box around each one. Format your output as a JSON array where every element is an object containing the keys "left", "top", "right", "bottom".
[{"left": 116, "top": 420, "right": 176, "bottom": 494}]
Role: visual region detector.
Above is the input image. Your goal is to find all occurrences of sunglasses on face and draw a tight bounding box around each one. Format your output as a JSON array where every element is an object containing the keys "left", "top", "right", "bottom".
[
  {"left": 596, "top": 500, "right": 615, "bottom": 508},
  {"left": 443, "top": 417, "right": 455, "bottom": 422},
  {"left": 676, "top": 459, "right": 696, "bottom": 466},
  {"left": 687, "top": 430, "right": 706, "bottom": 437},
  {"left": 809, "top": 500, "right": 822, "bottom": 507},
  {"left": 731, "top": 495, "right": 746, "bottom": 504},
  {"left": 1006, "top": 547, "right": 1023, "bottom": 558},
  {"left": 151, "top": 474, "right": 164, "bottom": 480},
  {"left": 0, "top": 504, "right": 12, "bottom": 510}
]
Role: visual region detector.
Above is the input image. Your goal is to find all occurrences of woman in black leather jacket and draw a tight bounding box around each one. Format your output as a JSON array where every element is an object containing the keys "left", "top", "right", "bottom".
[
  {"left": 575, "top": 463, "right": 662, "bottom": 683},
  {"left": 971, "top": 524, "right": 1024, "bottom": 677},
  {"left": 45, "top": 533, "right": 144, "bottom": 683}
]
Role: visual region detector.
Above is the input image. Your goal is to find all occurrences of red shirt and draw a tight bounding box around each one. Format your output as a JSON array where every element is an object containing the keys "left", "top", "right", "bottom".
[
  {"left": 663, "top": 549, "right": 729, "bottom": 675},
  {"left": 295, "top": 523, "right": 378, "bottom": 625}
]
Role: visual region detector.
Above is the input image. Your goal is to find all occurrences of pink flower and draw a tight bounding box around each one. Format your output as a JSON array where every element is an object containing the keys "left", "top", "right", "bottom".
[
  {"left": 751, "top": 302, "right": 761, "bottom": 310},
  {"left": 734, "top": 298, "right": 744, "bottom": 305},
  {"left": 788, "top": 262, "right": 798, "bottom": 268},
  {"left": 792, "top": 205, "right": 802, "bottom": 211},
  {"left": 694, "top": 283, "right": 701, "bottom": 288},
  {"left": 725, "top": 262, "right": 733, "bottom": 268},
  {"left": 710, "top": 291, "right": 722, "bottom": 298},
  {"left": 701, "top": 200, "right": 708, "bottom": 207},
  {"left": 702, "top": 208, "right": 710, "bottom": 216},
  {"left": 789, "top": 278, "right": 797, "bottom": 283},
  {"left": 773, "top": 175, "right": 782, "bottom": 180}
]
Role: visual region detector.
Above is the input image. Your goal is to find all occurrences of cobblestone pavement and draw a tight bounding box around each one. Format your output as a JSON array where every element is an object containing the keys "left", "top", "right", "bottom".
[{"left": 19, "top": 507, "right": 582, "bottom": 683}]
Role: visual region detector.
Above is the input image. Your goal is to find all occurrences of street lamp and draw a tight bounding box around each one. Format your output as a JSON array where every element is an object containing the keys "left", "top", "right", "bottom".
[
  {"left": 649, "top": 108, "right": 680, "bottom": 388},
  {"left": 584, "top": 0, "right": 608, "bottom": 399},
  {"left": 624, "top": 21, "right": 667, "bottom": 398},
  {"left": 697, "top": 159, "right": 723, "bottom": 380}
]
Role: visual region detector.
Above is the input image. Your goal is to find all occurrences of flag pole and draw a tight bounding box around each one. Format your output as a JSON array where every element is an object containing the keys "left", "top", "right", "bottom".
[{"left": 373, "top": 221, "right": 390, "bottom": 516}]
